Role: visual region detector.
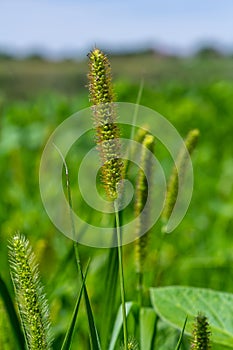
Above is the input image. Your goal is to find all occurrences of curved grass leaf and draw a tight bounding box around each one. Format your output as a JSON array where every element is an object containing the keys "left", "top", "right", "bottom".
[
  {"left": 84, "top": 285, "right": 101, "bottom": 350},
  {"left": 0, "top": 275, "right": 25, "bottom": 350},
  {"left": 140, "top": 307, "right": 157, "bottom": 350},
  {"left": 55, "top": 144, "right": 101, "bottom": 350},
  {"left": 150, "top": 286, "right": 233, "bottom": 348},
  {"left": 101, "top": 247, "right": 119, "bottom": 350},
  {"left": 174, "top": 316, "right": 187, "bottom": 350},
  {"left": 61, "top": 262, "right": 89, "bottom": 350},
  {"left": 108, "top": 301, "right": 133, "bottom": 350},
  {"left": 73, "top": 243, "right": 101, "bottom": 350}
]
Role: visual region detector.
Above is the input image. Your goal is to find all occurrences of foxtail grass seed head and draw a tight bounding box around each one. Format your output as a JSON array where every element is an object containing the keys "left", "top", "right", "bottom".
[
  {"left": 162, "top": 128, "right": 200, "bottom": 231},
  {"left": 8, "top": 234, "right": 52, "bottom": 350},
  {"left": 88, "top": 48, "right": 115, "bottom": 105},
  {"left": 88, "top": 48, "right": 124, "bottom": 200},
  {"left": 191, "top": 313, "right": 211, "bottom": 349},
  {"left": 134, "top": 134, "right": 155, "bottom": 274}
]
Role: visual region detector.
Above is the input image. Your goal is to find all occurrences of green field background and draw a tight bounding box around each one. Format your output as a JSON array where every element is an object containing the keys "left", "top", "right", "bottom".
[{"left": 0, "top": 52, "right": 233, "bottom": 348}]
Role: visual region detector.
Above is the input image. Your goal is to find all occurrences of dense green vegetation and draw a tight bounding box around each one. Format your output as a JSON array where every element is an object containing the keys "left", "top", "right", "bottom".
[{"left": 0, "top": 52, "right": 233, "bottom": 349}]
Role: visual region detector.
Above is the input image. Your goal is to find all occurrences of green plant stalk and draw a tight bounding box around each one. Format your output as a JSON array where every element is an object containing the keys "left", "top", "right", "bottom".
[
  {"left": 68, "top": 181, "right": 101, "bottom": 350},
  {"left": 114, "top": 201, "right": 128, "bottom": 350},
  {"left": 66, "top": 166, "right": 101, "bottom": 350},
  {"left": 137, "top": 271, "right": 143, "bottom": 308},
  {"left": 124, "top": 79, "right": 145, "bottom": 176},
  {"left": 129, "top": 78, "right": 144, "bottom": 142},
  {"left": 53, "top": 145, "right": 82, "bottom": 271}
]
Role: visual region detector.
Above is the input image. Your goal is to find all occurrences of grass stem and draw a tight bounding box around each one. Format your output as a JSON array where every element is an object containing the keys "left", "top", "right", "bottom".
[
  {"left": 137, "top": 271, "right": 143, "bottom": 308},
  {"left": 114, "top": 201, "right": 128, "bottom": 350}
]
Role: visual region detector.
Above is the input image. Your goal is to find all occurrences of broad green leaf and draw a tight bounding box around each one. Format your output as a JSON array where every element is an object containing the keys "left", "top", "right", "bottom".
[
  {"left": 140, "top": 307, "right": 157, "bottom": 350},
  {"left": 0, "top": 275, "right": 25, "bottom": 350},
  {"left": 150, "top": 286, "right": 233, "bottom": 348},
  {"left": 61, "top": 262, "right": 89, "bottom": 350},
  {"left": 108, "top": 302, "right": 133, "bottom": 350}
]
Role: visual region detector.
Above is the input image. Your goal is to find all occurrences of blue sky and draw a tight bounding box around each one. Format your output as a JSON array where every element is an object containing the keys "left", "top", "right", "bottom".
[{"left": 1, "top": 0, "right": 233, "bottom": 57}]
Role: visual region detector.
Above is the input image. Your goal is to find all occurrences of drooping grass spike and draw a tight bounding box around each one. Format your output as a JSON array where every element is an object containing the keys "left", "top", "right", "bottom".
[
  {"left": 8, "top": 233, "right": 52, "bottom": 350},
  {"left": 88, "top": 48, "right": 124, "bottom": 200}
]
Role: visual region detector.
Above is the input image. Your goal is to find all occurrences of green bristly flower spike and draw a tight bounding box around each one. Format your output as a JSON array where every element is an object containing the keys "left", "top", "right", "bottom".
[
  {"left": 162, "top": 128, "right": 200, "bottom": 231},
  {"left": 191, "top": 313, "right": 211, "bottom": 349},
  {"left": 8, "top": 233, "right": 52, "bottom": 350},
  {"left": 134, "top": 134, "right": 155, "bottom": 293},
  {"left": 88, "top": 48, "right": 124, "bottom": 200}
]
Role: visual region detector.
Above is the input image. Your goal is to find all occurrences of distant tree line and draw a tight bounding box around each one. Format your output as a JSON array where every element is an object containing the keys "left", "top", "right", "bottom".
[{"left": 0, "top": 45, "right": 232, "bottom": 61}]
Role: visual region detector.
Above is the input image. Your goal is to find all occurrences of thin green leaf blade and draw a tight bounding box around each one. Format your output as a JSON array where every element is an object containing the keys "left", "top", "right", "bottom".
[
  {"left": 174, "top": 316, "right": 188, "bottom": 350},
  {"left": 61, "top": 263, "right": 89, "bottom": 350},
  {"left": 140, "top": 307, "right": 157, "bottom": 350},
  {"left": 82, "top": 277, "right": 101, "bottom": 350},
  {"left": 101, "top": 247, "right": 119, "bottom": 350},
  {"left": 0, "top": 275, "right": 25, "bottom": 350},
  {"left": 150, "top": 286, "right": 233, "bottom": 348},
  {"left": 108, "top": 301, "right": 133, "bottom": 350}
]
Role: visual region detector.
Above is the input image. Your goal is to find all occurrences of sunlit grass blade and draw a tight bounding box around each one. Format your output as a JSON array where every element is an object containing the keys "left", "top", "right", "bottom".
[
  {"left": 101, "top": 246, "right": 119, "bottom": 350},
  {"left": 73, "top": 245, "right": 101, "bottom": 350},
  {"left": 0, "top": 275, "right": 25, "bottom": 350},
  {"left": 81, "top": 269, "right": 102, "bottom": 350},
  {"left": 108, "top": 301, "right": 133, "bottom": 350},
  {"left": 140, "top": 307, "right": 158, "bottom": 350},
  {"left": 61, "top": 260, "right": 90, "bottom": 350},
  {"left": 174, "top": 316, "right": 188, "bottom": 350}
]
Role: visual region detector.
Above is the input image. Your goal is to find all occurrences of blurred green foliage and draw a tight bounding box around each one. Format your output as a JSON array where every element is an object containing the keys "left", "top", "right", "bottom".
[{"left": 0, "top": 53, "right": 233, "bottom": 349}]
